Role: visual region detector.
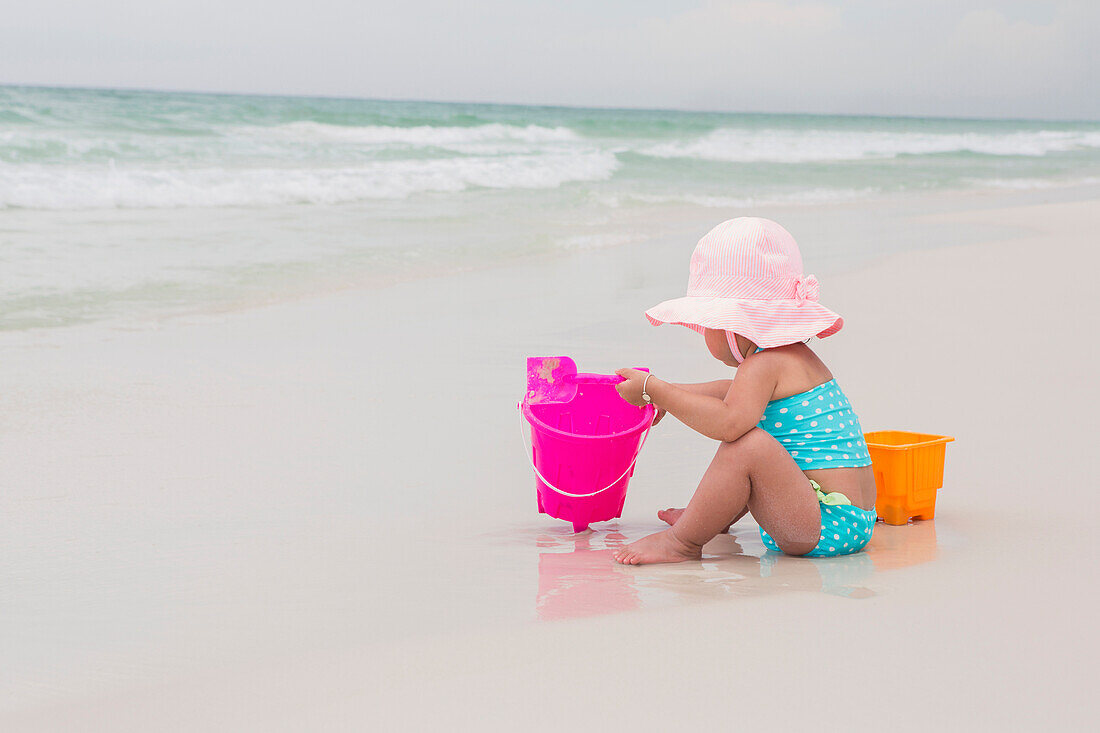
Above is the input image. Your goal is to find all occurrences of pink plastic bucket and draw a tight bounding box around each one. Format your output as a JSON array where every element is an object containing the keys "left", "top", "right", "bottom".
[{"left": 521, "top": 375, "right": 654, "bottom": 532}]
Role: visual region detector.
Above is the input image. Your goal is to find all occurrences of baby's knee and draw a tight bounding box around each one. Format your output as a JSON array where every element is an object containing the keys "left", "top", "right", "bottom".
[
  {"left": 717, "top": 427, "right": 772, "bottom": 459},
  {"left": 717, "top": 424, "right": 770, "bottom": 449}
]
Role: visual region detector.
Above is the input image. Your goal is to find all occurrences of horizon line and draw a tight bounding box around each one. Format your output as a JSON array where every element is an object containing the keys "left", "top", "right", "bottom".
[{"left": 3, "top": 81, "right": 1098, "bottom": 126}]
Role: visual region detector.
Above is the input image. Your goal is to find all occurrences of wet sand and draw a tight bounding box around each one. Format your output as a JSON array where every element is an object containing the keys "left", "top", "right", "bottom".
[{"left": 1, "top": 189, "right": 1098, "bottom": 730}]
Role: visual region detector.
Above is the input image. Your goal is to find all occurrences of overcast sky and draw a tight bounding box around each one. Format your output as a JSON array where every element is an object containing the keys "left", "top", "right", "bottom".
[{"left": 2, "top": 1, "right": 1097, "bottom": 119}]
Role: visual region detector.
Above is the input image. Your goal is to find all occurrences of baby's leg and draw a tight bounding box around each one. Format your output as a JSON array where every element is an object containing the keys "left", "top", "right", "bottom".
[{"left": 614, "top": 428, "right": 821, "bottom": 564}]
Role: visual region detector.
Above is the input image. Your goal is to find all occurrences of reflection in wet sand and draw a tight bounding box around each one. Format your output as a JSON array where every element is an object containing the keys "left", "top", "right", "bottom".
[
  {"left": 535, "top": 533, "right": 639, "bottom": 620},
  {"left": 866, "top": 518, "right": 938, "bottom": 570},
  {"left": 533, "top": 519, "right": 942, "bottom": 620}
]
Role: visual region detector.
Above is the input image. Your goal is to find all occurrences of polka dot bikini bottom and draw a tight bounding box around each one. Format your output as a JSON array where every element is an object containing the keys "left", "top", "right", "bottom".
[{"left": 760, "top": 492, "right": 877, "bottom": 558}]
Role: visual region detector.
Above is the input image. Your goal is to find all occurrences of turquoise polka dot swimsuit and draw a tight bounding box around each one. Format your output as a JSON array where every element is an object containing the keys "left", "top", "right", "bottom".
[
  {"left": 757, "top": 379, "right": 872, "bottom": 469},
  {"left": 757, "top": 379, "right": 877, "bottom": 558}
]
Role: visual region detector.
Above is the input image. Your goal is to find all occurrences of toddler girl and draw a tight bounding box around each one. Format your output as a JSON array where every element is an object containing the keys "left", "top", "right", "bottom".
[{"left": 613, "top": 217, "right": 876, "bottom": 565}]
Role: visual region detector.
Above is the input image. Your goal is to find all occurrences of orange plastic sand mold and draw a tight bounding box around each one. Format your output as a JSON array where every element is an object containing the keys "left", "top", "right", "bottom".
[{"left": 864, "top": 430, "right": 954, "bottom": 526}]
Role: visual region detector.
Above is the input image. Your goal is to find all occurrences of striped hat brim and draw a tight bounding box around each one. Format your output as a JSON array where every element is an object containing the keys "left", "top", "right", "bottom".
[{"left": 645, "top": 296, "right": 843, "bottom": 348}]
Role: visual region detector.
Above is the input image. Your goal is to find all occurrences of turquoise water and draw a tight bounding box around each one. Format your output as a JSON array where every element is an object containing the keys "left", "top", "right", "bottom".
[
  {"left": 5, "top": 85, "right": 1100, "bottom": 207},
  {"left": 2, "top": 85, "right": 1100, "bottom": 329}
]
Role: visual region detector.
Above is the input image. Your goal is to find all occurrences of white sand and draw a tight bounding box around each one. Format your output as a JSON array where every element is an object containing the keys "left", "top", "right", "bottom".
[{"left": 2, "top": 190, "right": 1098, "bottom": 730}]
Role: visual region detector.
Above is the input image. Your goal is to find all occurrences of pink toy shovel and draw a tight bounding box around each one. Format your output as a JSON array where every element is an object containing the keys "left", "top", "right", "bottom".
[
  {"left": 521, "top": 357, "right": 654, "bottom": 532},
  {"left": 525, "top": 356, "right": 629, "bottom": 404}
]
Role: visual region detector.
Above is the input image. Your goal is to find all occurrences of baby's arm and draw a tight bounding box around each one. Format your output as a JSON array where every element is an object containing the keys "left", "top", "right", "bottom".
[
  {"left": 649, "top": 381, "right": 729, "bottom": 426},
  {"left": 669, "top": 380, "right": 731, "bottom": 399},
  {"left": 616, "top": 362, "right": 775, "bottom": 442}
]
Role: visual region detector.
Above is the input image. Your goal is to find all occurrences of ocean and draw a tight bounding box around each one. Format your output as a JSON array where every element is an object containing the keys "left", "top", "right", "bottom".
[{"left": 3, "top": 85, "right": 1099, "bottom": 330}]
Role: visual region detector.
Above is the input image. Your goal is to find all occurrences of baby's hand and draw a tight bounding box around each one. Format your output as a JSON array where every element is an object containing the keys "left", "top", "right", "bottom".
[{"left": 614, "top": 368, "right": 651, "bottom": 407}]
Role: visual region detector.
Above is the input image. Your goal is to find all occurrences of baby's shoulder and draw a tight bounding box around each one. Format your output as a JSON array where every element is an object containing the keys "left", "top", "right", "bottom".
[{"left": 749, "top": 343, "right": 833, "bottom": 398}]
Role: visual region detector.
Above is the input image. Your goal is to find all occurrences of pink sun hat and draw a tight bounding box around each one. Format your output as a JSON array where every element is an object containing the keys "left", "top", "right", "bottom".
[{"left": 645, "top": 217, "right": 843, "bottom": 347}]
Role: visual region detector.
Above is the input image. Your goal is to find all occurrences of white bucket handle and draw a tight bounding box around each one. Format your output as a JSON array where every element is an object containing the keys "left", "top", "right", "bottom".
[{"left": 518, "top": 406, "right": 653, "bottom": 498}]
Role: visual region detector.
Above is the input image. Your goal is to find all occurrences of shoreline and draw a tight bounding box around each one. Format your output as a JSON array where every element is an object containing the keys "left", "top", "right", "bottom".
[{"left": 5, "top": 179, "right": 1100, "bottom": 339}]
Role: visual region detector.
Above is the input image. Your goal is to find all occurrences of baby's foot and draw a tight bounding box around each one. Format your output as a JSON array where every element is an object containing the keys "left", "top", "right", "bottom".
[
  {"left": 613, "top": 529, "right": 702, "bottom": 565},
  {"left": 657, "top": 507, "right": 685, "bottom": 526},
  {"left": 658, "top": 508, "right": 734, "bottom": 533}
]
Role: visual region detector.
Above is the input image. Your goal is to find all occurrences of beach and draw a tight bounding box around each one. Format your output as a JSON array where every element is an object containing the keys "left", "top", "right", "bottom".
[{"left": 2, "top": 183, "right": 1098, "bottom": 730}]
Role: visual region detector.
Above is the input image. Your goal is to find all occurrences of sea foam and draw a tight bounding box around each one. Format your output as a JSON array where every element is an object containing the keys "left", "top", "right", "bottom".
[
  {"left": 0, "top": 152, "right": 620, "bottom": 209},
  {"left": 640, "top": 128, "right": 1100, "bottom": 163}
]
